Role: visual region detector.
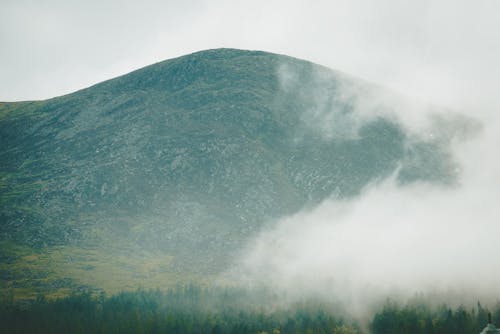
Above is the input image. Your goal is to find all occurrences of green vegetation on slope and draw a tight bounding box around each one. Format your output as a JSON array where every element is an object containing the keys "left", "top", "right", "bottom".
[{"left": 0, "top": 49, "right": 477, "bottom": 296}]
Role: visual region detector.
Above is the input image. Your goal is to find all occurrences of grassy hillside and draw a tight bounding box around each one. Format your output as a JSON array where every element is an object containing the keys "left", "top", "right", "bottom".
[{"left": 0, "top": 49, "right": 474, "bottom": 297}]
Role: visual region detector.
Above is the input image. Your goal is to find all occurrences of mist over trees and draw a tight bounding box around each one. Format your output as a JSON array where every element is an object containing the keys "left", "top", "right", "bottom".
[
  {"left": 1, "top": 286, "right": 499, "bottom": 334},
  {"left": 1, "top": 287, "right": 360, "bottom": 334}
]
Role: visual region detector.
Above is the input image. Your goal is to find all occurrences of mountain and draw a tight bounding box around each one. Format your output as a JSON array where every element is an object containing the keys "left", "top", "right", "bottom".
[{"left": 0, "top": 48, "right": 475, "bottom": 296}]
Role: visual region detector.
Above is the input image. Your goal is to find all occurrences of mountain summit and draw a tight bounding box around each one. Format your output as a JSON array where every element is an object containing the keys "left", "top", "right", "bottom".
[{"left": 0, "top": 49, "right": 472, "bottom": 294}]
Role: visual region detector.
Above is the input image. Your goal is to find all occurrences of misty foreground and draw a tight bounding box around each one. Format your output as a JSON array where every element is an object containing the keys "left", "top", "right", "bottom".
[{"left": 1, "top": 286, "right": 498, "bottom": 334}]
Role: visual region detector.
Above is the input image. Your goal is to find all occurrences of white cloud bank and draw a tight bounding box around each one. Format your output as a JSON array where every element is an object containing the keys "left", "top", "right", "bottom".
[{"left": 234, "top": 78, "right": 500, "bottom": 312}]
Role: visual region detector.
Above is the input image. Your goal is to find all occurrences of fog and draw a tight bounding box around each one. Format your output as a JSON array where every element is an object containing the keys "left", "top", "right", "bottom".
[{"left": 233, "top": 59, "right": 500, "bottom": 315}]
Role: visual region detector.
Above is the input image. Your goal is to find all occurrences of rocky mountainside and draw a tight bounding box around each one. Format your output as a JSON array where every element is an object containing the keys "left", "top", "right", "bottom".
[{"left": 0, "top": 49, "right": 474, "bottom": 294}]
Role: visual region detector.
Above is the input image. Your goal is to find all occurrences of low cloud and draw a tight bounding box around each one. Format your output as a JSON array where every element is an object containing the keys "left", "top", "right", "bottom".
[{"left": 233, "top": 64, "right": 500, "bottom": 314}]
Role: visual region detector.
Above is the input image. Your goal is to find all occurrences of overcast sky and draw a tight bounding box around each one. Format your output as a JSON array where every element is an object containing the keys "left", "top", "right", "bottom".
[{"left": 1, "top": 0, "right": 499, "bottom": 113}]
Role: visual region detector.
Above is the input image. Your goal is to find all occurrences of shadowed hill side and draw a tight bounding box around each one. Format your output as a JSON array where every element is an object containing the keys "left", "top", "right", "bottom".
[{"left": 0, "top": 48, "right": 475, "bottom": 296}]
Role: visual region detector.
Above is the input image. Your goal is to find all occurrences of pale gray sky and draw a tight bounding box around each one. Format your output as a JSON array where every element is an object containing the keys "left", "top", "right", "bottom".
[{"left": 1, "top": 0, "right": 499, "bottom": 114}]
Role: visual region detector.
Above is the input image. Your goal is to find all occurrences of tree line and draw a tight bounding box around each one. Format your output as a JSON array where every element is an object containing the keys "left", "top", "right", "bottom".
[{"left": 1, "top": 285, "right": 499, "bottom": 334}]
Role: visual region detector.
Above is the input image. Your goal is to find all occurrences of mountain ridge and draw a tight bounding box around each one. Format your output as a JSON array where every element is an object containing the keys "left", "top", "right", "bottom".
[{"left": 0, "top": 48, "right": 473, "bottom": 296}]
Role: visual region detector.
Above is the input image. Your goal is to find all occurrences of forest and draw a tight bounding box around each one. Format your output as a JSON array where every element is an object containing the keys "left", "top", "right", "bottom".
[{"left": 1, "top": 286, "right": 498, "bottom": 334}]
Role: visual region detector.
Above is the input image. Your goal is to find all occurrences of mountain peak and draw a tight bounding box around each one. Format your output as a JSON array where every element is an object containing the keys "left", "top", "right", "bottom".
[{"left": 0, "top": 49, "right": 470, "bottom": 293}]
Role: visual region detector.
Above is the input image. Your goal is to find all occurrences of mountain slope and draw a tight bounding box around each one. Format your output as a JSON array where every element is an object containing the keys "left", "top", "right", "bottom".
[{"left": 0, "top": 49, "right": 473, "bottom": 295}]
